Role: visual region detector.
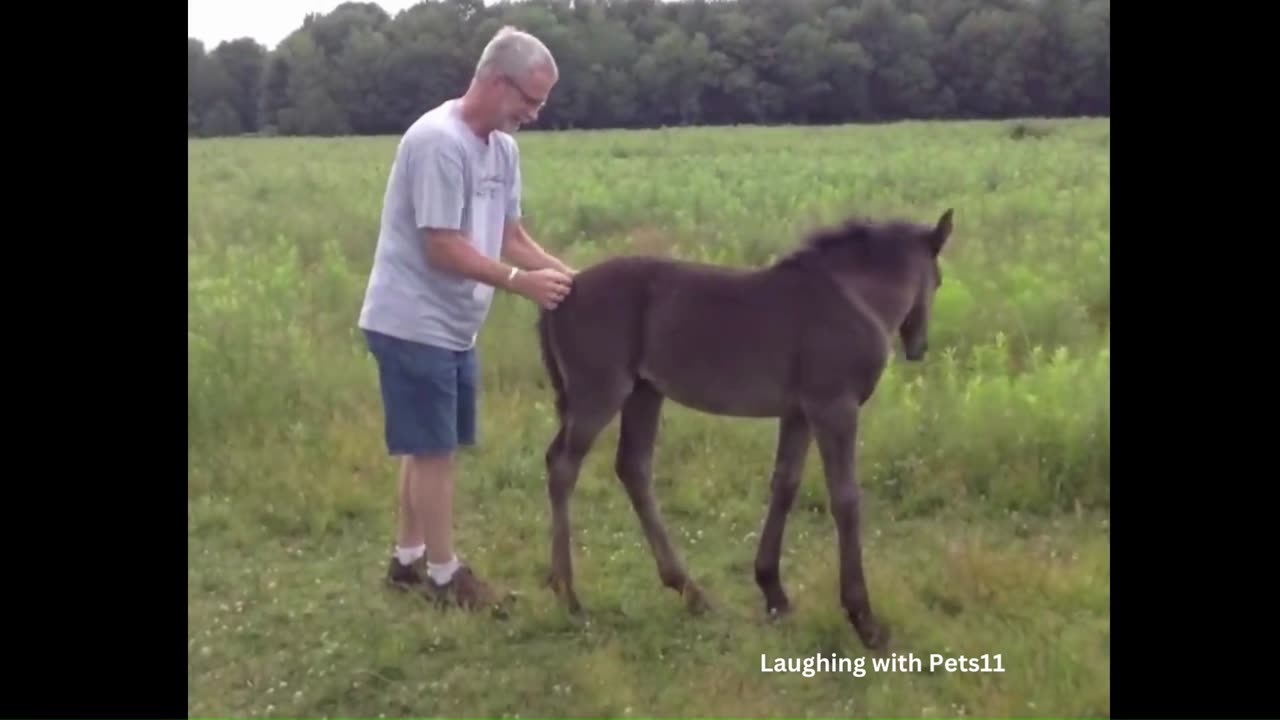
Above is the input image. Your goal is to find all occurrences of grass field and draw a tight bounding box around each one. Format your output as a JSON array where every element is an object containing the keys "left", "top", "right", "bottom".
[{"left": 188, "top": 118, "right": 1110, "bottom": 718}]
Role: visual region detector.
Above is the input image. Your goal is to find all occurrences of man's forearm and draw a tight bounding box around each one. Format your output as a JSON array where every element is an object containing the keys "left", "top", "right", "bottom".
[
  {"left": 504, "top": 232, "right": 573, "bottom": 274},
  {"left": 426, "top": 230, "right": 519, "bottom": 290}
]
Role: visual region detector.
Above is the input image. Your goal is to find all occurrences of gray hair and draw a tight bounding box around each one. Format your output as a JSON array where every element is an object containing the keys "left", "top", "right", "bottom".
[{"left": 475, "top": 26, "right": 558, "bottom": 81}]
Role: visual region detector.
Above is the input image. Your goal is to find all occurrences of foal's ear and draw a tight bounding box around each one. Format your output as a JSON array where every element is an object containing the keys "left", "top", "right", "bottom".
[{"left": 929, "top": 208, "right": 953, "bottom": 256}]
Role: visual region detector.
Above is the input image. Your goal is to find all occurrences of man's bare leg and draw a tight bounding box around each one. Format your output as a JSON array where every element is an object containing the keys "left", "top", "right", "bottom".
[
  {"left": 410, "top": 451, "right": 458, "bottom": 582},
  {"left": 396, "top": 456, "right": 424, "bottom": 552},
  {"left": 390, "top": 449, "right": 498, "bottom": 608},
  {"left": 391, "top": 453, "right": 454, "bottom": 569}
]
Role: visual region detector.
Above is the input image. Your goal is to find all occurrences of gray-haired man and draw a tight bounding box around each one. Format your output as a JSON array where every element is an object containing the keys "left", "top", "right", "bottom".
[{"left": 358, "top": 26, "right": 574, "bottom": 610}]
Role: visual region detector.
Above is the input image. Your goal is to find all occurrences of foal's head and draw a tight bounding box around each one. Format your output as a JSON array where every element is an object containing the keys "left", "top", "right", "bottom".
[{"left": 790, "top": 209, "right": 953, "bottom": 361}]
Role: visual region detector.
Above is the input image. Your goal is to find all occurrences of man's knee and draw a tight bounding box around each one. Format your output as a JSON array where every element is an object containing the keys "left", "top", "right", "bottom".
[{"left": 406, "top": 450, "right": 455, "bottom": 483}]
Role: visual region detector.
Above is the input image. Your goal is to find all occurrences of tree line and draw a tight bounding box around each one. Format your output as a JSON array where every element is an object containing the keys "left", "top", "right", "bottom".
[{"left": 187, "top": 0, "right": 1109, "bottom": 137}]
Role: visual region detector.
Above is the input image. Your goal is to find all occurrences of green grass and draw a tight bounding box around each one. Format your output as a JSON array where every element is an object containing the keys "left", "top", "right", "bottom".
[{"left": 188, "top": 118, "right": 1110, "bottom": 718}]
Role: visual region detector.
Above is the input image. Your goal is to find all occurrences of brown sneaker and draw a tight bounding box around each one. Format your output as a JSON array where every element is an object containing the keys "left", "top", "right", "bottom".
[
  {"left": 428, "top": 564, "right": 503, "bottom": 611},
  {"left": 385, "top": 555, "right": 431, "bottom": 591},
  {"left": 385, "top": 556, "right": 513, "bottom": 616}
]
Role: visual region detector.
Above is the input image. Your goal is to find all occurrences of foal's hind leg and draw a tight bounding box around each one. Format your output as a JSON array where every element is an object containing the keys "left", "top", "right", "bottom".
[
  {"left": 545, "top": 383, "right": 629, "bottom": 614},
  {"left": 754, "top": 409, "right": 812, "bottom": 617},
  {"left": 615, "top": 381, "right": 708, "bottom": 614},
  {"left": 806, "top": 397, "right": 889, "bottom": 652}
]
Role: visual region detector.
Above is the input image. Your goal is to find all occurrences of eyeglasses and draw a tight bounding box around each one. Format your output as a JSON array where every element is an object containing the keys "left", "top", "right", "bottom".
[{"left": 502, "top": 75, "right": 547, "bottom": 109}]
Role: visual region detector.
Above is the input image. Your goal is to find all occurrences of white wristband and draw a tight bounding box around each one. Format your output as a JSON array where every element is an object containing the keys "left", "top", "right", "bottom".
[{"left": 506, "top": 266, "right": 519, "bottom": 286}]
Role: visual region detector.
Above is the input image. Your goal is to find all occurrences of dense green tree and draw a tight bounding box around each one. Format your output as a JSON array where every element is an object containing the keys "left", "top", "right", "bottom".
[{"left": 188, "top": 0, "right": 1109, "bottom": 136}]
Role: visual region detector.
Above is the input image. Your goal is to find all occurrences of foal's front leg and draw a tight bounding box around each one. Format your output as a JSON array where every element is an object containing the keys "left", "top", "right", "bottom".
[{"left": 807, "top": 398, "right": 889, "bottom": 651}]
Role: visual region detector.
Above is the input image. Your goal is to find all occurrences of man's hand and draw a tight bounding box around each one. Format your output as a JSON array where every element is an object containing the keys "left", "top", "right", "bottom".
[{"left": 511, "top": 268, "right": 573, "bottom": 310}]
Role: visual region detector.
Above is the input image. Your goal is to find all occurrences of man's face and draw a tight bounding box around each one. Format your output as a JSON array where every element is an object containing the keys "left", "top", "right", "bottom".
[{"left": 496, "top": 66, "right": 554, "bottom": 132}]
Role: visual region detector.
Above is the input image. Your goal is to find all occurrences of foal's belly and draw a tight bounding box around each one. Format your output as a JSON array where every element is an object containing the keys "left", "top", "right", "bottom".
[
  {"left": 638, "top": 355, "right": 793, "bottom": 418},
  {"left": 661, "top": 385, "right": 790, "bottom": 418}
]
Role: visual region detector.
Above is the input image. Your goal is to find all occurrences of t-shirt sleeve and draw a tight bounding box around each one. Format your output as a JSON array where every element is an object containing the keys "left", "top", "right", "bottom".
[
  {"left": 409, "top": 130, "right": 466, "bottom": 231},
  {"left": 506, "top": 142, "right": 522, "bottom": 221}
]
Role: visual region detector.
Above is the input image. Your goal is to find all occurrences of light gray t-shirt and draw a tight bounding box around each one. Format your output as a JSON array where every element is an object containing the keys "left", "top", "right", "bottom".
[{"left": 358, "top": 98, "right": 522, "bottom": 351}]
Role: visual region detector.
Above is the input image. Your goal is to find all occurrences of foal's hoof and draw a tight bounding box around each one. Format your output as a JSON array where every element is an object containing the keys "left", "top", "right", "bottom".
[
  {"left": 762, "top": 588, "right": 791, "bottom": 620},
  {"left": 854, "top": 616, "right": 891, "bottom": 652},
  {"left": 684, "top": 583, "right": 711, "bottom": 615},
  {"left": 545, "top": 572, "right": 583, "bottom": 615},
  {"left": 765, "top": 596, "right": 792, "bottom": 621}
]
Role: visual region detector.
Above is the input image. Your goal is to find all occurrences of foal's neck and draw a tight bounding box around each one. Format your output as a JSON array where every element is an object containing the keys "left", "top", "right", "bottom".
[{"left": 829, "top": 268, "right": 914, "bottom": 339}]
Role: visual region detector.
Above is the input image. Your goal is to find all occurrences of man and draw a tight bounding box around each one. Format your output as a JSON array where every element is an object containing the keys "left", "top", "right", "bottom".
[{"left": 357, "top": 26, "right": 575, "bottom": 610}]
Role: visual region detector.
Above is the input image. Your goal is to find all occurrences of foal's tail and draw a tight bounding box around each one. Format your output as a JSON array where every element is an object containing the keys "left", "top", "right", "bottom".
[{"left": 536, "top": 310, "right": 568, "bottom": 423}]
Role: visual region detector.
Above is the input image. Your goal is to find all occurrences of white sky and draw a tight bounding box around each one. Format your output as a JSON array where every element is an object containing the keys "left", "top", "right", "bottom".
[
  {"left": 188, "top": 0, "right": 422, "bottom": 50},
  {"left": 188, "top": 0, "right": 682, "bottom": 51}
]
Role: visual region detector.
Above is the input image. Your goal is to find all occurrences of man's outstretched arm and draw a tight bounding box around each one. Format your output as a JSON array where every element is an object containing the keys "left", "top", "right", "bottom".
[
  {"left": 428, "top": 227, "right": 570, "bottom": 310},
  {"left": 409, "top": 132, "right": 570, "bottom": 308}
]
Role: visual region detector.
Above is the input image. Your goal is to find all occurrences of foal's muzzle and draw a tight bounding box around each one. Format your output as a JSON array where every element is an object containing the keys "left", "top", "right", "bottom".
[{"left": 903, "top": 339, "right": 928, "bottom": 362}]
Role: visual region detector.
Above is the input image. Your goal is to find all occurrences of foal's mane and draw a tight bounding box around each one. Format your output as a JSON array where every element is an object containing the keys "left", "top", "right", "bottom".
[{"left": 773, "top": 216, "right": 926, "bottom": 273}]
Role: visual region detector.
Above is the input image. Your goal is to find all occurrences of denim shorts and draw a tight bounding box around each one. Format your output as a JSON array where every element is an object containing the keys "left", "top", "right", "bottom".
[{"left": 363, "top": 329, "right": 477, "bottom": 456}]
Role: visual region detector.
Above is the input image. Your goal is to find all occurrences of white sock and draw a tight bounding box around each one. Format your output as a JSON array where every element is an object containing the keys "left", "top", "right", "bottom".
[
  {"left": 395, "top": 544, "right": 426, "bottom": 566},
  {"left": 427, "top": 555, "right": 460, "bottom": 584}
]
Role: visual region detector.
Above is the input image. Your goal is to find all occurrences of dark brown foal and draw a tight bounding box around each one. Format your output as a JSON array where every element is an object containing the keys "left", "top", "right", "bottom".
[{"left": 536, "top": 209, "right": 953, "bottom": 650}]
